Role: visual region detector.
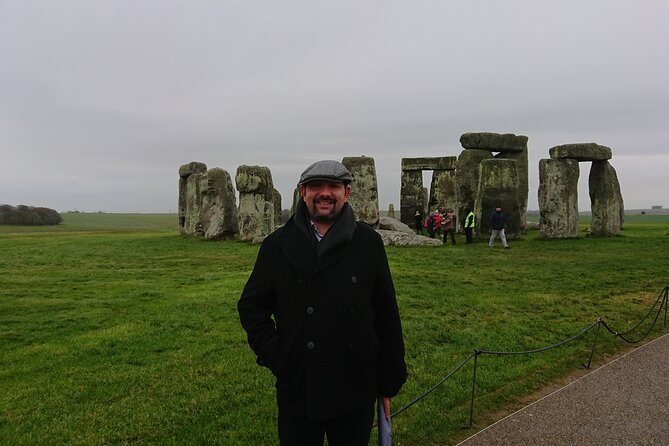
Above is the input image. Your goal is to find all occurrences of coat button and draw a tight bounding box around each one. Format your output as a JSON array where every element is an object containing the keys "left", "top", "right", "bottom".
[
  {"left": 348, "top": 308, "right": 355, "bottom": 316},
  {"left": 348, "top": 343, "right": 355, "bottom": 351},
  {"left": 306, "top": 306, "right": 314, "bottom": 315},
  {"left": 307, "top": 341, "right": 315, "bottom": 350},
  {"left": 351, "top": 276, "right": 357, "bottom": 284}
]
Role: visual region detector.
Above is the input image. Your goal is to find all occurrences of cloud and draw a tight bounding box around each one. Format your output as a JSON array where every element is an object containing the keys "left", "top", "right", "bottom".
[{"left": 1, "top": 0, "right": 668, "bottom": 212}]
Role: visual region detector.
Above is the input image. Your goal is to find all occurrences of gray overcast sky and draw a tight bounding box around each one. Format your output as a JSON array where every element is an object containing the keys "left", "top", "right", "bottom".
[{"left": 2, "top": 0, "right": 668, "bottom": 213}]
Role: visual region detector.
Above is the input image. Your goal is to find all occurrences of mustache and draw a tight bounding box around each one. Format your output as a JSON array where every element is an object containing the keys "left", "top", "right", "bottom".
[{"left": 313, "top": 194, "right": 337, "bottom": 203}]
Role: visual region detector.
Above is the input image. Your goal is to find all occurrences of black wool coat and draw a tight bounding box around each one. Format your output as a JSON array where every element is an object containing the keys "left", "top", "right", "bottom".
[{"left": 238, "top": 201, "right": 407, "bottom": 419}]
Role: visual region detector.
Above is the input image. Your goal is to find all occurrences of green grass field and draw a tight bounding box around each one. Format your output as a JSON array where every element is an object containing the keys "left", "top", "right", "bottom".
[{"left": 1, "top": 213, "right": 668, "bottom": 445}]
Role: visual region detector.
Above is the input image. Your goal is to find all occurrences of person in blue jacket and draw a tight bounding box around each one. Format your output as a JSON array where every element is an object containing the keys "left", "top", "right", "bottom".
[{"left": 238, "top": 160, "right": 407, "bottom": 446}]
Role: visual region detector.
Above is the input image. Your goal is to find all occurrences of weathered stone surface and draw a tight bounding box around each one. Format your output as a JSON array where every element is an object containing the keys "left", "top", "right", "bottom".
[
  {"left": 495, "top": 147, "right": 529, "bottom": 230},
  {"left": 455, "top": 149, "right": 493, "bottom": 230},
  {"left": 290, "top": 187, "right": 301, "bottom": 216},
  {"left": 179, "top": 161, "right": 207, "bottom": 179},
  {"left": 272, "top": 188, "right": 282, "bottom": 227},
  {"left": 178, "top": 177, "right": 187, "bottom": 229},
  {"left": 589, "top": 160, "right": 624, "bottom": 236},
  {"left": 538, "top": 158, "right": 580, "bottom": 238},
  {"left": 420, "top": 187, "right": 429, "bottom": 217},
  {"left": 235, "top": 165, "right": 274, "bottom": 195},
  {"left": 342, "top": 156, "right": 380, "bottom": 228},
  {"left": 236, "top": 165, "right": 275, "bottom": 242},
  {"left": 387, "top": 204, "right": 395, "bottom": 219},
  {"left": 460, "top": 132, "right": 528, "bottom": 152},
  {"left": 178, "top": 161, "right": 208, "bottom": 231},
  {"left": 549, "top": 143, "right": 612, "bottom": 161},
  {"left": 429, "top": 170, "right": 456, "bottom": 214},
  {"left": 474, "top": 159, "right": 521, "bottom": 238},
  {"left": 400, "top": 170, "right": 424, "bottom": 226},
  {"left": 201, "top": 168, "right": 238, "bottom": 240},
  {"left": 182, "top": 172, "right": 205, "bottom": 236},
  {"left": 376, "top": 229, "right": 442, "bottom": 246},
  {"left": 401, "top": 157, "right": 457, "bottom": 171},
  {"left": 378, "top": 216, "right": 413, "bottom": 233}
]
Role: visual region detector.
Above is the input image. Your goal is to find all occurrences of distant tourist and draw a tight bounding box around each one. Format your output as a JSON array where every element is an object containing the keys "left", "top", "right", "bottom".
[
  {"left": 464, "top": 209, "right": 475, "bottom": 244},
  {"left": 441, "top": 208, "right": 456, "bottom": 245},
  {"left": 489, "top": 206, "right": 510, "bottom": 249},
  {"left": 414, "top": 209, "right": 423, "bottom": 235}
]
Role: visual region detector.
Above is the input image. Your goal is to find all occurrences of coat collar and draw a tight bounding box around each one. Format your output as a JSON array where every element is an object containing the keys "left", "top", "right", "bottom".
[{"left": 281, "top": 199, "right": 358, "bottom": 276}]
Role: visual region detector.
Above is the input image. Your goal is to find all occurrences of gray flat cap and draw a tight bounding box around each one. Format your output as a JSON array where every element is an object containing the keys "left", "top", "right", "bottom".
[{"left": 298, "top": 160, "right": 352, "bottom": 185}]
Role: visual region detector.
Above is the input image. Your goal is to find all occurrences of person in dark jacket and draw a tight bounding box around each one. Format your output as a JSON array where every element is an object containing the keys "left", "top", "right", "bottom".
[
  {"left": 414, "top": 209, "right": 423, "bottom": 235},
  {"left": 489, "top": 206, "right": 510, "bottom": 248},
  {"left": 238, "top": 160, "right": 407, "bottom": 446}
]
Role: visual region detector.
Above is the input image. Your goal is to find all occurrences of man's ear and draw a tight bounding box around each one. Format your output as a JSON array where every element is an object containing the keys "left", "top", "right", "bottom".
[
  {"left": 299, "top": 184, "right": 306, "bottom": 200},
  {"left": 344, "top": 184, "right": 351, "bottom": 199}
]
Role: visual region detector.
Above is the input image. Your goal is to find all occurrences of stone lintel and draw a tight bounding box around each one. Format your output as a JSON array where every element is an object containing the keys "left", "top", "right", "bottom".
[
  {"left": 179, "top": 161, "right": 208, "bottom": 178},
  {"left": 401, "top": 157, "right": 457, "bottom": 171},
  {"left": 549, "top": 143, "right": 612, "bottom": 161},
  {"left": 460, "top": 132, "right": 528, "bottom": 152}
]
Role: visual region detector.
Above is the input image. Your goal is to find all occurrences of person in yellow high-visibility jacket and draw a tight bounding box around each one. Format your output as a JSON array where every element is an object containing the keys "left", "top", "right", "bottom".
[{"left": 464, "top": 209, "right": 475, "bottom": 244}]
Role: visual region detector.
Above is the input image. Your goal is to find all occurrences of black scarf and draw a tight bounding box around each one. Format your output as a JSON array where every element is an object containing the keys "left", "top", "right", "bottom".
[{"left": 294, "top": 199, "right": 357, "bottom": 260}]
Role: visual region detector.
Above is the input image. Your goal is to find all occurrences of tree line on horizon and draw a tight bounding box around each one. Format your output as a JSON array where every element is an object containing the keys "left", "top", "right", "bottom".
[{"left": 0, "top": 204, "right": 62, "bottom": 226}]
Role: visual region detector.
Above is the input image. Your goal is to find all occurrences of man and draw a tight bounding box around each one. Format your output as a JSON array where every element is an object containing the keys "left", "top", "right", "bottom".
[
  {"left": 489, "top": 206, "right": 510, "bottom": 249},
  {"left": 441, "top": 208, "right": 456, "bottom": 245},
  {"left": 464, "top": 209, "right": 475, "bottom": 244},
  {"left": 238, "top": 160, "right": 407, "bottom": 446}
]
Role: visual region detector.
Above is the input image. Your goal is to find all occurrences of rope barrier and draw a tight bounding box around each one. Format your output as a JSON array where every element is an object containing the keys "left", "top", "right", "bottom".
[{"left": 387, "top": 286, "right": 668, "bottom": 427}]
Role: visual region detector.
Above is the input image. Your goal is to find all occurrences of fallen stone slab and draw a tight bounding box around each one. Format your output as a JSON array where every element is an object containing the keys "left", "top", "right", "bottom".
[
  {"left": 378, "top": 216, "right": 414, "bottom": 234},
  {"left": 376, "top": 230, "right": 442, "bottom": 246}
]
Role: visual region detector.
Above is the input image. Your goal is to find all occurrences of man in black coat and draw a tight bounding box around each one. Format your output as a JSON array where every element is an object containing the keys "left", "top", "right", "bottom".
[
  {"left": 488, "top": 206, "right": 510, "bottom": 249},
  {"left": 238, "top": 160, "right": 407, "bottom": 446}
]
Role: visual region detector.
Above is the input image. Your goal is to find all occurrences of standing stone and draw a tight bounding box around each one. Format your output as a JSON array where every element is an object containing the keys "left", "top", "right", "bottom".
[
  {"left": 421, "top": 187, "right": 429, "bottom": 217},
  {"left": 589, "top": 160, "right": 624, "bottom": 236},
  {"left": 342, "top": 156, "right": 380, "bottom": 227},
  {"left": 387, "top": 204, "right": 395, "bottom": 219},
  {"left": 538, "top": 158, "right": 580, "bottom": 238},
  {"left": 455, "top": 149, "right": 493, "bottom": 230},
  {"left": 474, "top": 159, "right": 521, "bottom": 239},
  {"left": 201, "top": 168, "right": 238, "bottom": 240},
  {"left": 236, "top": 165, "right": 275, "bottom": 243},
  {"left": 183, "top": 172, "right": 205, "bottom": 236},
  {"left": 272, "top": 188, "right": 282, "bottom": 227},
  {"left": 178, "top": 161, "right": 208, "bottom": 233},
  {"left": 400, "top": 157, "right": 456, "bottom": 226},
  {"left": 429, "top": 169, "right": 457, "bottom": 215},
  {"left": 400, "top": 169, "right": 424, "bottom": 226},
  {"left": 290, "top": 187, "right": 301, "bottom": 216},
  {"left": 495, "top": 147, "right": 528, "bottom": 230}
]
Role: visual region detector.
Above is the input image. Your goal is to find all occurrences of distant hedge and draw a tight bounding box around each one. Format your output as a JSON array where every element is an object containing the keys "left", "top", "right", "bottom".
[{"left": 0, "top": 205, "right": 62, "bottom": 226}]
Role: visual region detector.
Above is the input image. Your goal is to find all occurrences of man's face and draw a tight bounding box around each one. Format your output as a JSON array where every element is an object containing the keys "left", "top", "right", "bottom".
[{"left": 300, "top": 180, "right": 351, "bottom": 223}]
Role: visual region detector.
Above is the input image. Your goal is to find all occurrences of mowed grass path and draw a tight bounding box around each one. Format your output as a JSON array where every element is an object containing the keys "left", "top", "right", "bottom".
[{"left": 1, "top": 213, "right": 667, "bottom": 445}]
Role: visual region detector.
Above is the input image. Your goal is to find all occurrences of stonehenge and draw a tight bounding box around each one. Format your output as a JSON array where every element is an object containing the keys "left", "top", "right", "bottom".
[
  {"left": 235, "top": 165, "right": 276, "bottom": 243},
  {"left": 400, "top": 132, "right": 528, "bottom": 240},
  {"left": 400, "top": 156, "right": 457, "bottom": 227},
  {"left": 178, "top": 135, "right": 624, "bottom": 244},
  {"left": 342, "top": 156, "right": 380, "bottom": 228},
  {"left": 474, "top": 158, "right": 522, "bottom": 239},
  {"left": 539, "top": 143, "right": 624, "bottom": 238},
  {"left": 178, "top": 162, "right": 238, "bottom": 240}
]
